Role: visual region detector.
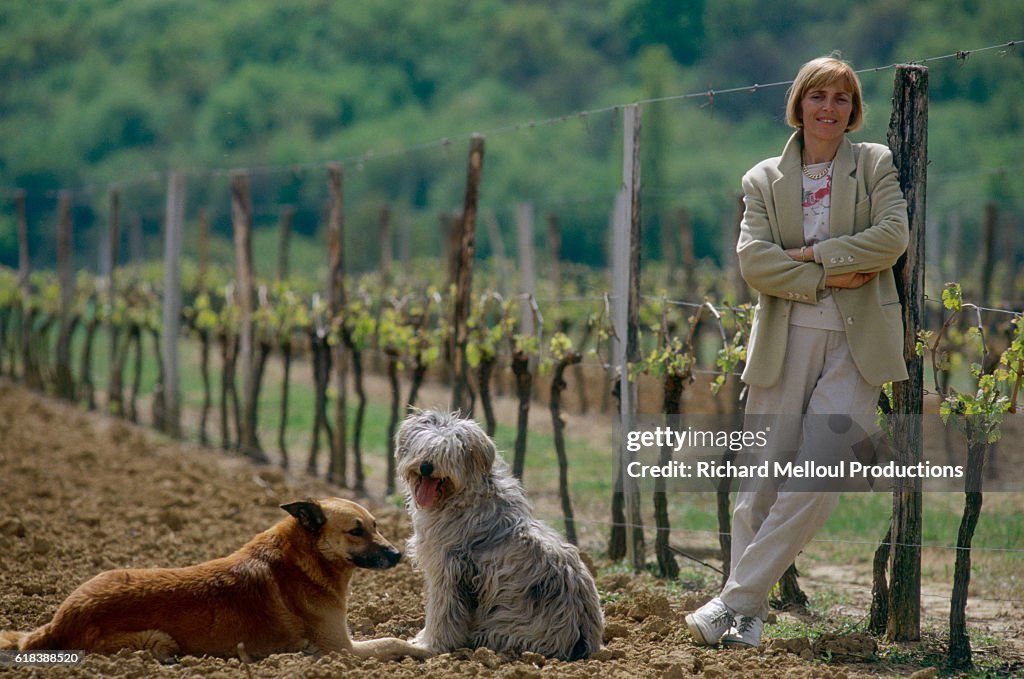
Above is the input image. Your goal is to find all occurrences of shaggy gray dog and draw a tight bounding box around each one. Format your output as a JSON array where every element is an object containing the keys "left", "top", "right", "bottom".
[{"left": 395, "top": 410, "right": 604, "bottom": 660}]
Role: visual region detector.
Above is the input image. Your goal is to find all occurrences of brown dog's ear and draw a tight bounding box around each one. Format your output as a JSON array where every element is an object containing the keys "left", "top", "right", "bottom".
[{"left": 280, "top": 500, "right": 327, "bottom": 535}]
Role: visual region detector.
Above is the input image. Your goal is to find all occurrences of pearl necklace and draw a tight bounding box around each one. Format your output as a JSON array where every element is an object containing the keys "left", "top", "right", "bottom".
[{"left": 802, "top": 160, "right": 832, "bottom": 181}]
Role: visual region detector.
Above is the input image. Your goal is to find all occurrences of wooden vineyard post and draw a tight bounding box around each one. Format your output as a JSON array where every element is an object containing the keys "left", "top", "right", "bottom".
[
  {"left": 54, "top": 190, "right": 76, "bottom": 400},
  {"left": 610, "top": 104, "right": 644, "bottom": 570},
  {"left": 106, "top": 187, "right": 125, "bottom": 414},
  {"left": 516, "top": 203, "right": 536, "bottom": 338},
  {"left": 451, "top": 134, "right": 485, "bottom": 415},
  {"left": 161, "top": 171, "right": 185, "bottom": 437},
  {"left": 195, "top": 207, "right": 213, "bottom": 446},
  {"left": 327, "top": 162, "right": 348, "bottom": 486},
  {"left": 511, "top": 202, "right": 537, "bottom": 462},
  {"left": 15, "top": 189, "right": 38, "bottom": 389},
  {"left": 885, "top": 63, "right": 928, "bottom": 642},
  {"left": 231, "top": 170, "right": 267, "bottom": 463}
]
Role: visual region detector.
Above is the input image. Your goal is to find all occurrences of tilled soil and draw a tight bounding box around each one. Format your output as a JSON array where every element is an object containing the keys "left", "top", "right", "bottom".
[{"left": 0, "top": 378, "right": 1012, "bottom": 678}]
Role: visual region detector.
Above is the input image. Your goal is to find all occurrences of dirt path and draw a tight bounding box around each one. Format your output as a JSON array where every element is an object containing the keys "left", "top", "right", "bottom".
[{"left": 0, "top": 378, "right": 1020, "bottom": 677}]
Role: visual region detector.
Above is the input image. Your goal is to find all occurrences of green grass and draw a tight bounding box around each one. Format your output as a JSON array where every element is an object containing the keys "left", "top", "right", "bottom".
[{"left": 817, "top": 491, "right": 1024, "bottom": 551}]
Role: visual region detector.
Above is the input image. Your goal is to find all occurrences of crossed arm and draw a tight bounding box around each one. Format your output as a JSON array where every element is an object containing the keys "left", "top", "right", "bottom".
[
  {"left": 783, "top": 245, "right": 878, "bottom": 289},
  {"left": 738, "top": 150, "right": 908, "bottom": 299}
]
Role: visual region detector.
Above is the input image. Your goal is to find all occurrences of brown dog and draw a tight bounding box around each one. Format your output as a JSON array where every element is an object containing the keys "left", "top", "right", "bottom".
[{"left": 0, "top": 498, "right": 431, "bottom": 662}]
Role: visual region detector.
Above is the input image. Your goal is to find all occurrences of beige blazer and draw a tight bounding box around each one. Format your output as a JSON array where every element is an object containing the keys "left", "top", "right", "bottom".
[{"left": 737, "top": 131, "right": 910, "bottom": 388}]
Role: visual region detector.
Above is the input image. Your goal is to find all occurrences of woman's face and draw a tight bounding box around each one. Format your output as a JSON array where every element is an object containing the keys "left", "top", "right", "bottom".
[{"left": 800, "top": 83, "right": 853, "bottom": 146}]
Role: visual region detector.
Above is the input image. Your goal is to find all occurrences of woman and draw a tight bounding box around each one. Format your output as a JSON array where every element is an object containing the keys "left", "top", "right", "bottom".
[{"left": 685, "top": 55, "right": 909, "bottom": 648}]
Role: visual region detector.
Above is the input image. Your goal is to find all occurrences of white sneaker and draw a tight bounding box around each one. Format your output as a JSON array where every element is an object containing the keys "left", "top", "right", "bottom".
[
  {"left": 684, "top": 597, "right": 736, "bottom": 646},
  {"left": 721, "top": 615, "right": 764, "bottom": 648}
]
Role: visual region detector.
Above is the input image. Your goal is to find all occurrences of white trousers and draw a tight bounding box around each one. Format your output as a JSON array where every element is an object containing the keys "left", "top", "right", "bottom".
[{"left": 719, "top": 324, "right": 880, "bottom": 619}]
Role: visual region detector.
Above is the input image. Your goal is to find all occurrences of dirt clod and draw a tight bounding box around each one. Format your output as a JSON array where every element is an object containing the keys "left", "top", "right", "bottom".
[
  {"left": 1, "top": 517, "right": 26, "bottom": 537},
  {"left": 813, "top": 632, "right": 877, "bottom": 661}
]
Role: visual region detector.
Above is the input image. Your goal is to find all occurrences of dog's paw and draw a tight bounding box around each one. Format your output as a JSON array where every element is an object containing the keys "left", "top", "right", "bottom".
[
  {"left": 349, "top": 637, "right": 435, "bottom": 661},
  {"left": 404, "top": 643, "right": 435, "bottom": 660},
  {"left": 410, "top": 630, "right": 431, "bottom": 648}
]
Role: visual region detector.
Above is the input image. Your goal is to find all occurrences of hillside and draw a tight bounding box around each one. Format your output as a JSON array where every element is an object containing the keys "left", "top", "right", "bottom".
[{"left": 0, "top": 0, "right": 1021, "bottom": 272}]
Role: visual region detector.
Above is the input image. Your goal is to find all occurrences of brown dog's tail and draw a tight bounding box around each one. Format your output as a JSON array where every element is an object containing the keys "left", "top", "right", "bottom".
[{"left": 0, "top": 630, "right": 27, "bottom": 650}]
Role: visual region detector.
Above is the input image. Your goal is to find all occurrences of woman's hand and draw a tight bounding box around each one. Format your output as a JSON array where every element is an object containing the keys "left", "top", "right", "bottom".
[
  {"left": 784, "top": 246, "right": 814, "bottom": 262},
  {"left": 784, "top": 245, "right": 875, "bottom": 287},
  {"left": 825, "top": 271, "right": 877, "bottom": 288}
]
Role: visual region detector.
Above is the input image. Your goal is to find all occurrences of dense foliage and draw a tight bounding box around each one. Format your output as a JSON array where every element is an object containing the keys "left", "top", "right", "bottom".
[{"left": 0, "top": 0, "right": 1021, "bottom": 274}]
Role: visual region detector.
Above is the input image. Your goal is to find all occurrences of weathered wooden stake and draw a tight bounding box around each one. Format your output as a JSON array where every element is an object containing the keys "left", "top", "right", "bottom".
[
  {"left": 14, "top": 190, "right": 38, "bottom": 388},
  {"left": 327, "top": 162, "right": 348, "bottom": 486},
  {"left": 106, "top": 187, "right": 123, "bottom": 413},
  {"left": 611, "top": 104, "right": 644, "bottom": 571},
  {"left": 516, "top": 203, "right": 536, "bottom": 337},
  {"left": 231, "top": 170, "right": 266, "bottom": 462},
  {"left": 451, "top": 134, "right": 485, "bottom": 414},
  {"left": 885, "top": 63, "right": 928, "bottom": 643},
  {"left": 194, "top": 207, "right": 213, "bottom": 444},
  {"left": 55, "top": 190, "right": 76, "bottom": 400},
  {"left": 162, "top": 172, "right": 185, "bottom": 437}
]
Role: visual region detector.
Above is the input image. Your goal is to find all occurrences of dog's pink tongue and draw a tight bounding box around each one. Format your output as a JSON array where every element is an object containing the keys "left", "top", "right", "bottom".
[{"left": 416, "top": 477, "right": 441, "bottom": 508}]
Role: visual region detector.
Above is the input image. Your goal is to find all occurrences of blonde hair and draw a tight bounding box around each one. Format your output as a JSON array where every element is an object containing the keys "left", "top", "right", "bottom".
[{"left": 785, "top": 55, "right": 864, "bottom": 132}]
